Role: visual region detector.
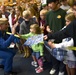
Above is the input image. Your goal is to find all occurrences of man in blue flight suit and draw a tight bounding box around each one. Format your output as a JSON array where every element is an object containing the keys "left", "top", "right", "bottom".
[{"left": 0, "top": 18, "right": 19, "bottom": 75}]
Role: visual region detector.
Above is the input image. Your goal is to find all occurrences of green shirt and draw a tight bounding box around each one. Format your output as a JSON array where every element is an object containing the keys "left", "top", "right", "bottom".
[
  {"left": 46, "top": 8, "right": 66, "bottom": 32},
  {"left": 20, "top": 32, "right": 44, "bottom": 56}
]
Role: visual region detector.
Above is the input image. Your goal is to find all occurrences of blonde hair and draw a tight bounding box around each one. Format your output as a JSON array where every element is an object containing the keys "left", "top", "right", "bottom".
[
  {"left": 40, "top": 9, "right": 48, "bottom": 16},
  {"left": 16, "top": 6, "right": 23, "bottom": 17},
  {"left": 30, "top": 24, "right": 42, "bottom": 34},
  {"left": 65, "top": 13, "right": 75, "bottom": 21},
  {"left": 27, "top": 3, "right": 39, "bottom": 20},
  {"left": 23, "top": 10, "right": 31, "bottom": 19}
]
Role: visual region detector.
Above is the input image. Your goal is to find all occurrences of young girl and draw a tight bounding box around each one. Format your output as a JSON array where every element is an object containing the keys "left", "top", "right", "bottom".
[
  {"left": 15, "top": 6, "right": 24, "bottom": 33},
  {"left": 40, "top": 9, "right": 48, "bottom": 35},
  {"left": 19, "top": 24, "right": 44, "bottom": 73},
  {"left": 48, "top": 13, "right": 76, "bottom": 75}
]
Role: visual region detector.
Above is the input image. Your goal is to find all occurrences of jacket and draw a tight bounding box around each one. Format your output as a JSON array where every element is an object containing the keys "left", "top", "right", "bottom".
[{"left": 47, "top": 19, "right": 76, "bottom": 56}]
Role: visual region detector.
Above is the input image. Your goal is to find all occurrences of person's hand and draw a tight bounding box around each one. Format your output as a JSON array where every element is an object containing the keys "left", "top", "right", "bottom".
[
  {"left": 48, "top": 41, "right": 53, "bottom": 46},
  {"left": 40, "top": 53, "right": 43, "bottom": 56},
  {"left": 48, "top": 40, "right": 55, "bottom": 48},
  {"left": 46, "top": 26, "right": 52, "bottom": 33},
  {"left": 43, "top": 35, "right": 48, "bottom": 40},
  {"left": 11, "top": 22, "right": 19, "bottom": 35}
]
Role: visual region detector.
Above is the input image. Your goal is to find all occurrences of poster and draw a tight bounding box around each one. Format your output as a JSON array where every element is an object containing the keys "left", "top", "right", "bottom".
[{"left": 24, "top": 34, "right": 44, "bottom": 46}]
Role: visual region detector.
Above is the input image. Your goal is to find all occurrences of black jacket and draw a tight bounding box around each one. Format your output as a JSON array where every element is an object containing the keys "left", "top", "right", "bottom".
[{"left": 47, "top": 19, "right": 76, "bottom": 56}]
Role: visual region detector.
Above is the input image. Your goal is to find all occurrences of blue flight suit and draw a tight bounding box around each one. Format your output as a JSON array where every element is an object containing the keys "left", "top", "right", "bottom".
[{"left": 0, "top": 31, "right": 19, "bottom": 73}]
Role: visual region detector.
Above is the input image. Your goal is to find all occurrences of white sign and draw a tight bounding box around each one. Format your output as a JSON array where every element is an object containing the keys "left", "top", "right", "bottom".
[{"left": 24, "top": 34, "right": 44, "bottom": 46}]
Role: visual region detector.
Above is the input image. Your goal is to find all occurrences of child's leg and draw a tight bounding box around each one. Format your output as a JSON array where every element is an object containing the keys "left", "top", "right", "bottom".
[
  {"left": 17, "top": 39, "right": 25, "bottom": 53},
  {"left": 32, "top": 52, "right": 37, "bottom": 62},
  {"left": 31, "top": 52, "right": 38, "bottom": 67},
  {"left": 66, "top": 64, "right": 71, "bottom": 75},
  {"left": 23, "top": 46, "right": 27, "bottom": 57},
  {"left": 32, "top": 55, "right": 37, "bottom": 62},
  {"left": 16, "top": 43, "right": 23, "bottom": 53},
  {"left": 35, "top": 52, "right": 43, "bottom": 67},
  {"left": 35, "top": 52, "right": 44, "bottom": 73},
  {"left": 70, "top": 68, "right": 75, "bottom": 75},
  {"left": 37, "top": 57, "right": 43, "bottom": 67},
  {"left": 67, "top": 60, "right": 76, "bottom": 75},
  {"left": 35, "top": 57, "right": 43, "bottom": 70},
  {"left": 36, "top": 57, "right": 43, "bottom": 73},
  {"left": 24, "top": 46, "right": 30, "bottom": 58}
]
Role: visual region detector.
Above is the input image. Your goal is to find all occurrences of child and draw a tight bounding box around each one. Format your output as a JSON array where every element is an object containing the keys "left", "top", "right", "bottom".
[
  {"left": 48, "top": 13, "right": 76, "bottom": 75},
  {"left": 40, "top": 9, "right": 48, "bottom": 35},
  {"left": 19, "top": 24, "right": 44, "bottom": 73},
  {"left": 18, "top": 10, "right": 37, "bottom": 56},
  {"left": 15, "top": 6, "right": 24, "bottom": 33}
]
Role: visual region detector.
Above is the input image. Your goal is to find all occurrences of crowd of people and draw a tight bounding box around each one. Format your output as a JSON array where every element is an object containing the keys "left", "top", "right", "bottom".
[{"left": 0, "top": 0, "right": 76, "bottom": 75}]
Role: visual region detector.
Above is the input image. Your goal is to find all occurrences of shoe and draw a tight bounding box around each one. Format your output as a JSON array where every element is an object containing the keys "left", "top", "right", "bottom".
[
  {"left": 58, "top": 72, "right": 64, "bottom": 75},
  {"left": 49, "top": 68, "right": 56, "bottom": 74},
  {"left": 4, "top": 71, "right": 17, "bottom": 75},
  {"left": 36, "top": 67, "right": 43, "bottom": 73},
  {"left": 0, "top": 65, "right": 4, "bottom": 69},
  {"left": 31, "top": 61, "right": 38, "bottom": 67},
  {"left": 35, "top": 66, "right": 40, "bottom": 71}
]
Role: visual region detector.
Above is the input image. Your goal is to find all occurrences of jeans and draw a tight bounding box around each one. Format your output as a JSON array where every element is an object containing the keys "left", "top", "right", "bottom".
[{"left": 0, "top": 48, "right": 16, "bottom": 73}]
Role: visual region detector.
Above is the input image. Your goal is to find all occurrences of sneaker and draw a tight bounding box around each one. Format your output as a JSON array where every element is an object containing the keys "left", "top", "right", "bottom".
[
  {"left": 58, "top": 72, "right": 64, "bottom": 75},
  {"left": 49, "top": 68, "right": 56, "bottom": 74},
  {"left": 31, "top": 61, "right": 38, "bottom": 67},
  {"left": 35, "top": 66, "right": 40, "bottom": 71},
  {"left": 36, "top": 67, "right": 43, "bottom": 73}
]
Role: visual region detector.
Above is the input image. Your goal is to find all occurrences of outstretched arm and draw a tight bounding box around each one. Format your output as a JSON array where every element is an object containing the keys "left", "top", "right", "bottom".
[
  {"left": 44, "top": 21, "right": 74, "bottom": 41},
  {"left": 0, "top": 26, "right": 16, "bottom": 48}
]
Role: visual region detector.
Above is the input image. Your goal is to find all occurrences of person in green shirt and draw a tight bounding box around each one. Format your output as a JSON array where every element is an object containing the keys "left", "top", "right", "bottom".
[
  {"left": 46, "top": 0, "right": 66, "bottom": 37},
  {"left": 45, "top": 0, "right": 66, "bottom": 75},
  {"left": 19, "top": 24, "right": 44, "bottom": 73}
]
